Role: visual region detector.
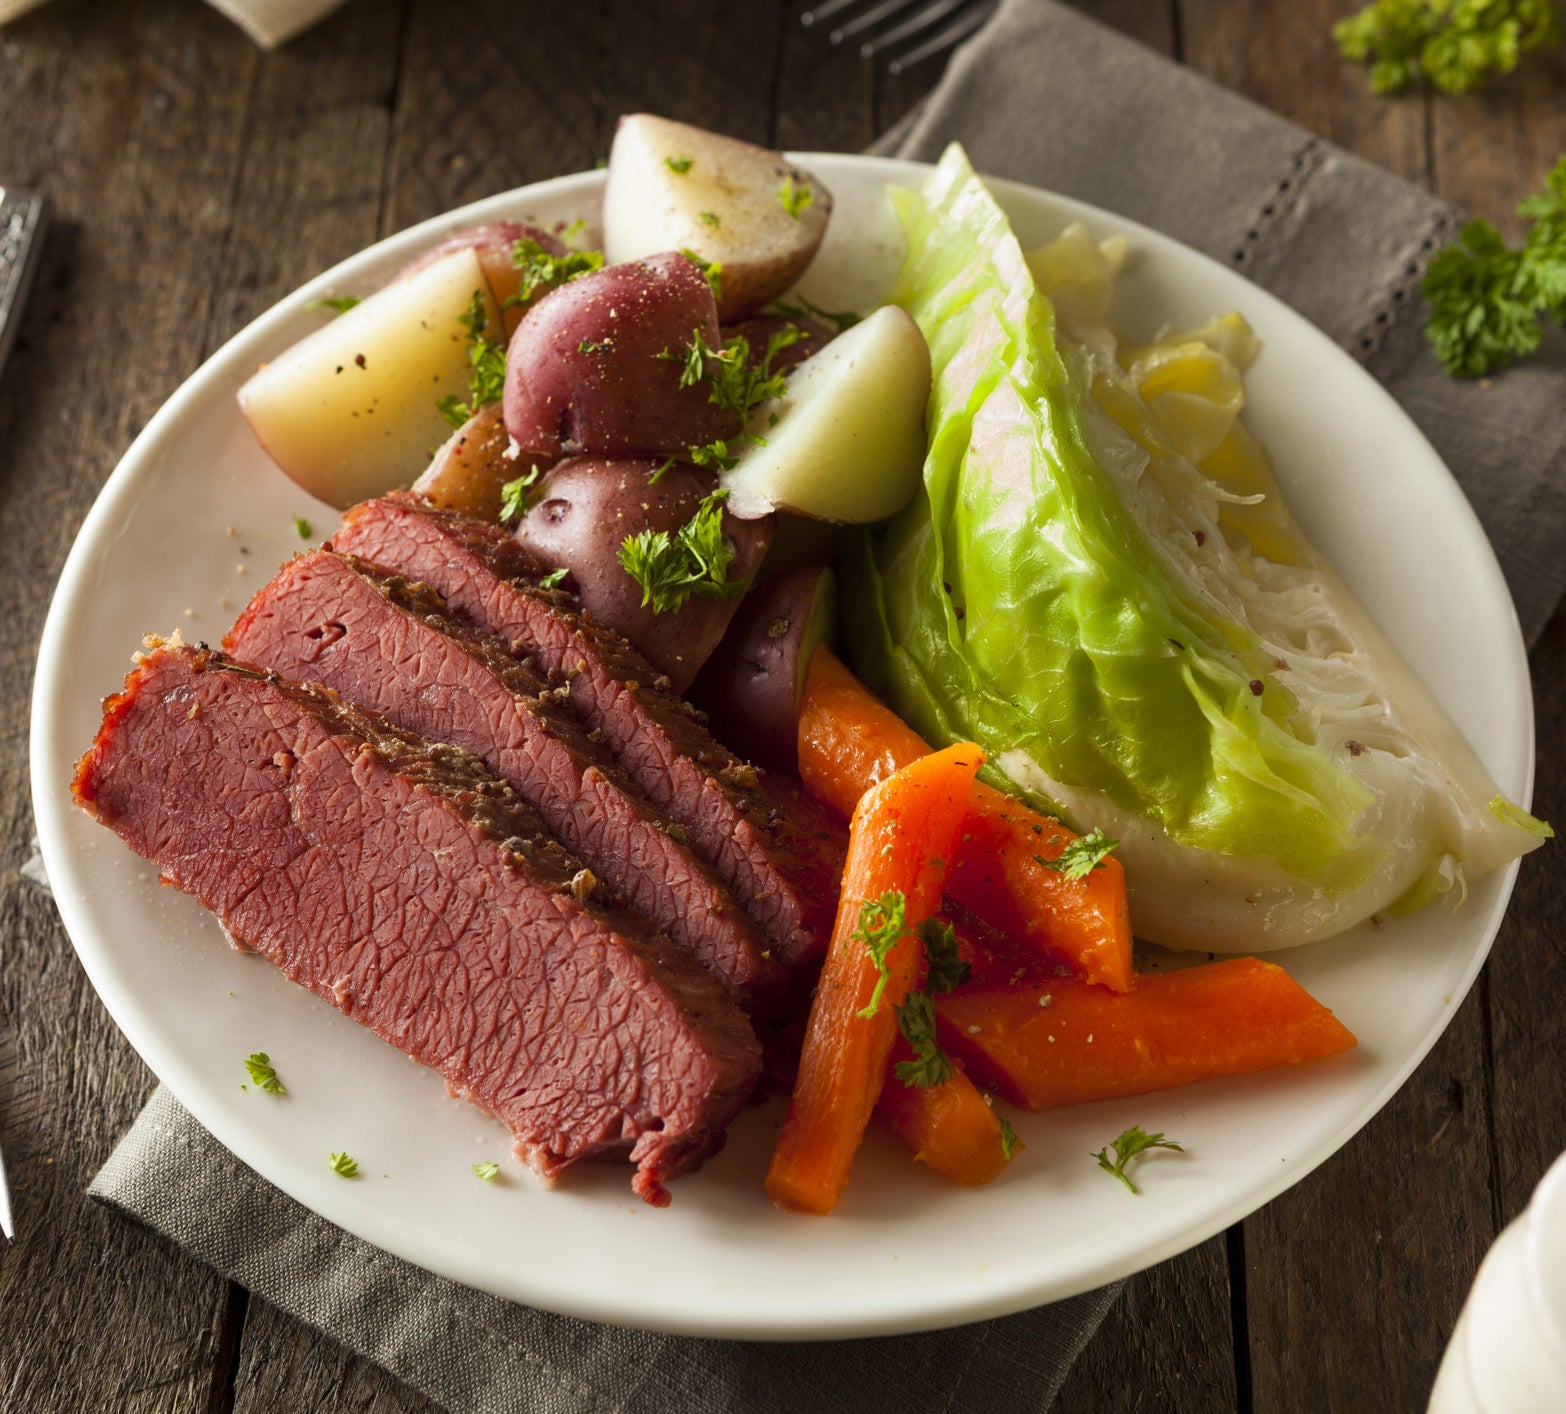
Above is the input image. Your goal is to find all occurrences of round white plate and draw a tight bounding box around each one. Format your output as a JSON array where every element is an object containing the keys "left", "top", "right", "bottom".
[{"left": 32, "top": 155, "right": 1533, "bottom": 1339}]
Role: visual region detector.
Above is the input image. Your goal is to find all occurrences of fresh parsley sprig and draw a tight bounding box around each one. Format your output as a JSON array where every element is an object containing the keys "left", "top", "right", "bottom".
[
  {"left": 306, "top": 294, "right": 361, "bottom": 315},
  {"left": 1423, "top": 156, "right": 1566, "bottom": 376},
  {"left": 243, "top": 1052, "right": 285, "bottom": 1095},
  {"left": 435, "top": 290, "right": 507, "bottom": 429},
  {"left": 1334, "top": 0, "right": 1561, "bottom": 94},
  {"left": 892, "top": 989, "right": 955, "bottom": 1088},
  {"left": 850, "top": 890, "right": 909, "bottom": 1019},
  {"left": 918, "top": 917, "right": 971, "bottom": 996},
  {"left": 1093, "top": 1126, "right": 1183, "bottom": 1195},
  {"left": 616, "top": 487, "right": 747, "bottom": 615},
  {"left": 777, "top": 173, "right": 814, "bottom": 220},
  {"left": 328, "top": 1150, "right": 360, "bottom": 1178},
  {"left": 472, "top": 1161, "right": 501, "bottom": 1181},
  {"left": 499, "top": 465, "right": 542, "bottom": 526},
  {"left": 1035, "top": 828, "right": 1118, "bottom": 881},
  {"left": 509, "top": 237, "right": 605, "bottom": 308}
]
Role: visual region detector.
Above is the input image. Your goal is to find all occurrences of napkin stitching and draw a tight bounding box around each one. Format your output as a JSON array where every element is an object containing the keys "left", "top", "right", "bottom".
[
  {"left": 1352, "top": 209, "right": 1465, "bottom": 362},
  {"left": 1229, "top": 138, "right": 1323, "bottom": 271},
  {"left": 133, "top": 1118, "right": 613, "bottom": 1411},
  {"left": 934, "top": 1320, "right": 992, "bottom": 1413}
]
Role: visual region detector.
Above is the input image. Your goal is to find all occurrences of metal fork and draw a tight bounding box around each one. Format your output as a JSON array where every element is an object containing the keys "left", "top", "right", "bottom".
[{"left": 800, "top": 0, "right": 999, "bottom": 75}]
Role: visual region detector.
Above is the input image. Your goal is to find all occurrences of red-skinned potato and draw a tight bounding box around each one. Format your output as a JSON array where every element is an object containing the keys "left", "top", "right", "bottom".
[
  {"left": 413, "top": 402, "right": 551, "bottom": 523},
  {"left": 687, "top": 566, "right": 838, "bottom": 770},
  {"left": 401, "top": 221, "right": 567, "bottom": 336},
  {"left": 503, "top": 252, "right": 739, "bottom": 460},
  {"left": 513, "top": 457, "right": 773, "bottom": 691}
]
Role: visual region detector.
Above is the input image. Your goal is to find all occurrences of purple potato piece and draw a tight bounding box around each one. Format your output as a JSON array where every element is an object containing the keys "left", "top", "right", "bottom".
[
  {"left": 504, "top": 252, "right": 740, "bottom": 461},
  {"left": 401, "top": 221, "right": 568, "bottom": 336},
  {"left": 687, "top": 566, "right": 838, "bottom": 771},
  {"left": 513, "top": 457, "right": 773, "bottom": 692}
]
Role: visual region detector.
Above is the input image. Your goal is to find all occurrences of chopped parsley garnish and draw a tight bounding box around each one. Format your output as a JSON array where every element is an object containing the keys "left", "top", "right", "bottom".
[
  {"left": 850, "top": 889, "right": 908, "bottom": 1019},
  {"left": 661, "top": 324, "right": 803, "bottom": 424},
  {"left": 678, "top": 248, "right": 723, "bottom": 303},
  {"left": 1093, "top": 1126, "right": 1183, "bottom": 1195},
  {"left": 1422, "top": 157, "right": 1566, "bottom": 376},
  {"left": 699, "top": 210, "right": 721, "bottom": 228},
  {"left": 243, "top": 1052, "right": 285, "bottom": 1095},
  {"left": 499, "top": 465, "right": 542, "bottom": 525},
  {"left": 664, "top": 155, "right": 695, "bottom": 174},
  {"left": 777, "top": 173, "right": 814, "bottom": 220},
  {"left": 1334, "top": 0, "right": 1560, "bottom": 94},
  {"left": 509, "top": 237, "right": 604, "bottom": 308},
  {"left": 328, "top": 1150, "right": 360, "bottom": 1178},
  {"left": 918, "top": 917, "right": 970, "bottom": 996},
  {"left": 616, "top": 487, "right": 747, "bottom": 615},
  {"left": 292, "top": 516, "right": 313, "bottom": 541},
  {"left": 435, "top": 289, "right": 507, "bottom": 429},
  {"left": 538, "top": 567, "right": 570, "bottom": 591},
  {"left": 578, "top": 337, "right": 612, "bottom": 355},
  {"left": 772, "top": 293, "right": 860, "bottom": 335},
  {"left": 306, "top": 294, "right": 360, "bottom": 315},
  {"left": 892, "top": 989, "right": 954, "bottom": 1088},
  {"left": 687, "top": 438, "right": 737, "bottom": 472},
  {"left": 998, "top": 1115, "right": 1021, "bottom": 1161},
  {"left": 472, "top": 1161, "right": 500, "bottom": 1181},
  {"left": 1035, "top": 828, "right": 1118, "bottom": 881},
  {"left": 559, "top": 217, "right": 589, "bottom": 248}
]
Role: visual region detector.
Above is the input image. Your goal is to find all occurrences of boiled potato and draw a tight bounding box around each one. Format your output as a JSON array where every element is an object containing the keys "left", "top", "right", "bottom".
[
  {"left": 602, "top": 114, "right": 831, "bottom": 321},
  {"left": 402, "top": 221, "right": 568, "bottom": 336},
  {"left": 512, "top": 457, "right": 773, "bottom": 691},
  {"left": 240, "top": 248, "right": 503, "bottom": 509},
  {"left": 413, "top": 402, "right": 538, "bottom": 522},
  {"left": 688, "top": 566, "right": 837, "bottom": 770},
  {"left": 721, "top": 305, "right": 930, "bottom": 522},
  {"left": 503, "top": 251, "right": 739, "bottom": 460}
]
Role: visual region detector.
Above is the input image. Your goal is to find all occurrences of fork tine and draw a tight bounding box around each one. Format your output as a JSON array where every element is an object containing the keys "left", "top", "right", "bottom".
[
  {"left": 829, "top": 0, "right": 924, "bottom": 45},
  {"left": 800, "top": 0, "right": 872, "bottom": 27},
  {"left": 885, "top": 0, "right": 995, "bottom": 73},
  {"left": 858, "top": 0, "right": 967, "bottom": 57}
]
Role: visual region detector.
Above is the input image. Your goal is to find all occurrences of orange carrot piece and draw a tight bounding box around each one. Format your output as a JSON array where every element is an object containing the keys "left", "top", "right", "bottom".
[
  {"left": 797, "top": 648, "right": 1133, "bottom": 992},
  {"left": 766, "top": 741, "right": 984, "bottom": 1214},
  {"left": 936, "top": 958, "right": 1356, "bottom": 1111},
  {"left": 877, "top": 1039, "right": 1021, "bottom": 1186}
]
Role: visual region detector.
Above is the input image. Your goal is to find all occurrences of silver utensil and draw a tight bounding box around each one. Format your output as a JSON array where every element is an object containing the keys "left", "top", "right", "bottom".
[{"left": 800, "top": 0, "right": 998, "bottom": 74}]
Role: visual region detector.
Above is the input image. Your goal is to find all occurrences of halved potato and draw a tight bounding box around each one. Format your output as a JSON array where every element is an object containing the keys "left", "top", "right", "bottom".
[
  {"left": 721, "top": 305, "right": 930, "bottom": 523},
  {"left": 240, "top": 248, "right": 503, "bottom": 508},
  {"left": 602, "top": 114, "right": 831, "bottom": 321},
  {"left": 412, "top": 402, "right": 530, "bottom": 522}
]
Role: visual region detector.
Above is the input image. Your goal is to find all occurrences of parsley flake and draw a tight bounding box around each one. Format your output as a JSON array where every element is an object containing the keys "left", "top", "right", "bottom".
[
  {"left": 436, "top": 289, "right": 508, "bottom": 428},
  {"left": 892, "top": 989, "right": 955, "bottom": 1088},
  {"left": 538, "top": 567, "right": 570, "bottom": 591},
  {"left": 1035, "top": 828, "right": 1118, "bottom": 881},
  {"left": 293, "top": 516, "right": 313, "bottom": 541},
  {"left": 616, "top": 487, "right": 747, "bottom": 615},
  {"left": 777, "top": 174, "right": 814, "bottom": 220},
  {"left": 850, "top": 890, "right": 908, "bottom": 1019},
  {"left": 499, "top": 465, "right": 542, "bottom": 526},
  {"left": 998, "top": 1115, "right": 1021, "bottom": 1161},
  {"left": 472, "top": 1161, "right": 500, "bottom": 1181},
  {"left": 1093, "top": 1126, "right": 1183, "bottom": 1195},
  {"left": 699, "top": 210, "right": 721, "bottom": 228},
  {"left": 509, "top": 237, "right": 605, "bottom": 308},
  {"left": 664, "top": 155, "right": 695, "bottom": 175},
  {"left": 328, "top": 1150, "right": 360, "bottom": 1178},
  {"left": 678, "top": 248, "right": 724, "bottom": 303},
  {"left": 243, "top": 1052, "right": 285, "bottom": 1095},
  {"left": 919, "top": 917, "right": 971, "bottom": 996},
  {"left": 306, "top": 294, "right": 360, "bottom": 315}
]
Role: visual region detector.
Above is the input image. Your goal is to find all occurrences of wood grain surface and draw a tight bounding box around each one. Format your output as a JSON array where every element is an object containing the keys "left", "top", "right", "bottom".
[{"left": 0, "top": 2, "right": 1561, "bottom": 1411}]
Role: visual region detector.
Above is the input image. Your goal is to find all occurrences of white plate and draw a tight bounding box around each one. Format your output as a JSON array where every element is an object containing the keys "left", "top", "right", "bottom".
[{"left": 31, "top": 155, "right": 1533, "bottom": 1339}]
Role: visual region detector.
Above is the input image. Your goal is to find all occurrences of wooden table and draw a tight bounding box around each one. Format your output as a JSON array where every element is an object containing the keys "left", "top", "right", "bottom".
[{"left": 1, "top": 2, "right": 1561, "bottom": 1409}]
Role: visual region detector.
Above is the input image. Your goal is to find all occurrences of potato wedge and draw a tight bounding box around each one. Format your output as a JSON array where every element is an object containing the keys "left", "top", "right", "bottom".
[
  {"left": 240, "top": 248, "right": 502, "bottom": 509},
  {"left": 602, "top": 114, "right": 830, "bottom": 321},
  {"left": 722, "top": 305, "right": 930, "bottom": 523}
]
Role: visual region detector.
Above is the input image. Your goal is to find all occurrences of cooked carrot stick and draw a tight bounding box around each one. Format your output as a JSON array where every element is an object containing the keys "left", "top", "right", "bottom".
[
  {"left": 877, "top": 1038, "right": 1021, "bottom": 1186},
  {"left": 766, "top": 741, "right": 984, "bottom": 1214},
  {"left": 935, "top": 957, "right": 1356, "bottom": 1111},
  {"left": 797, "top": 647, "right": 1133, "bottom": 991}
]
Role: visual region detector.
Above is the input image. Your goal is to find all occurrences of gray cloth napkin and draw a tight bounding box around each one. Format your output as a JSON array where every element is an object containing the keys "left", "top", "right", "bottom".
[{"left": 86, "top": 1, "right": 1566, "bottom": 1410}]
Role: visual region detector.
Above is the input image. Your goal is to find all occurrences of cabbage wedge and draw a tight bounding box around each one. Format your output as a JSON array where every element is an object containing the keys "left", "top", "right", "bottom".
[{"left": 846, "top": 144, "right": 1548, "bottom": 952}]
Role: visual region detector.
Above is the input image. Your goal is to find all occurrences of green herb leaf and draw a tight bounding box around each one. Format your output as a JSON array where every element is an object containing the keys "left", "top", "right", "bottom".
[
  {"left": 678, "top": 248, "right": 724, "bottom": 303},
  {"left": 664, "top": 155, "right": 694, "bottom": 175},
  {"left": 998, "top": 1115, "right": 1021, "bottom": 1161},
  {"left": 243, "top": 1052, "right": 285, "bottom": 1095},
  {"left": 777, "top": 173, "right": 814, "bottom": 220},
  {"left": 306, "top": 294, "right": 360, "bottom": 315},
  {"left": 293, "top": 516, "right": 314, "bottom": 541},
  {"left": 328, "top": 1150, "right": 360, "bottom": 1178},
  {"left": 1334, "top": 0, "right": 1561, "bottom": 95},
  {"left": 1093, "top": 1125, "right": 1183, "bottom": 1195},
  {"left": 509, "top": 237, "right": 605, "bottom": 307},
  {"left": 538, "top": 567, "right": 570, "bottom": 591},
  {"left": 918, "top": 917, "right": 971, "bottom": 996},
  {"left": 1034, "top": 827, "right": 1118, "bottom": 881},
  {"left": 616, "top": 487, "right": 747, "bottom": 615},
  {"left": 472, "top": 1161, "right": 500, "bottom": 1181},
  {"left": 771, "top": 293, "right": 860, "bottom": 335},
  {"left": 892, "top": 989, "right": 955, "bottom": 1087},
  {"left": 699, "top": 210, "right": 721, "bottom": 228},
  {"left": 435, "top": 289, "right": 509, "bottom": 427},
  {"left": 850, "top": 890, "right": 908, "bottom": 1019},
  {"left": 499, "top": 465, "right": 542, "bottom": 526}
]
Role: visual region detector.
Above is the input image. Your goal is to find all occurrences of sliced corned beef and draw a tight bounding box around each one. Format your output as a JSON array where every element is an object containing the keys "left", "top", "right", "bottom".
[
  {"left": 72, "top": 642, "right": 760, "bottom": 1204},
  {"left": 329, "top": 494, "right": 845, "bottom": 968},
  {"left": 224, "top": 549, "right": 784, "bottom": 1009}
]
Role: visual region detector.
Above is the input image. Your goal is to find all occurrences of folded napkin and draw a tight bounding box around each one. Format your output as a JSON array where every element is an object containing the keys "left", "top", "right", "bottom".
[
  {"left": 84, "top": 2, "right": 1566, "bottom": 1411},
  {"left": 0, "top": 0, "right": 343, "bottom": 47}
]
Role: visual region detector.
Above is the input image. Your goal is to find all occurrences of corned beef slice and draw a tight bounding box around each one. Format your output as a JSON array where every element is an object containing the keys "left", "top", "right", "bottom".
[
  {"left": 329, "top": 494, "right": 844, "bottom": 967},
  {"left": 224, "top": 549, "right": 784, "bottom": 1009},
  {"left": 73, "top": 644, "right": 760, "bottom": 1204}
]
